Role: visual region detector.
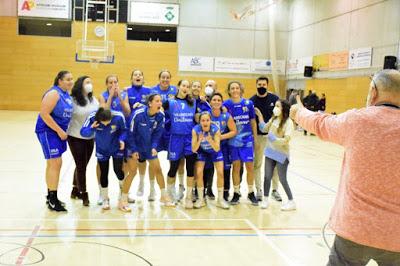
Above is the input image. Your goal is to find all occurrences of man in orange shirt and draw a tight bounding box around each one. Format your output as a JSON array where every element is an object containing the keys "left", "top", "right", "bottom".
[{"left": 291, "top": 69, "right": 400, "bottom": 265}]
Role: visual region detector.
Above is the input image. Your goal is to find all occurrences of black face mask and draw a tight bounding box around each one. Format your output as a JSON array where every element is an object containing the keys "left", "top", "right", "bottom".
[{"left": 257, "top": 87, "right": 267, "bottom": 95}]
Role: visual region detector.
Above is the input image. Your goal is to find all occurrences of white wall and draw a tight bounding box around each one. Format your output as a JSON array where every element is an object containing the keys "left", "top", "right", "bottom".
[
  {"left": 287, "top": 0, "right": 400, "bottom": 68},
  {"left": 178, "top": 0, "right": 290, "bottom": 59}
]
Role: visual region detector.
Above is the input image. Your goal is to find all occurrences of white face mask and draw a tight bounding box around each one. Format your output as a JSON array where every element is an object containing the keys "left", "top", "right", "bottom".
[
  {"left": 83, "top": 83, "right": 93, "bottom": 94},
  {"left": 273, "top": 106, "right": 281, "bottom": 117},
  {"left": 204, "top": 86, "right": 214, "bottom": 96}
]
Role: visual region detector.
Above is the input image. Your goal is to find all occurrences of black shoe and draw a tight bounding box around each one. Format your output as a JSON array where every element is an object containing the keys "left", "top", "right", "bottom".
[
  {"left": 247, "top": 192, "right": 259, "bottom": 206},
  {"left": 230, "top": 192, "right": 240, "bottom": 205},
  {"left": 48, "top": 199, "right": 67, "bottom": 212},
  {"left": 81, "top": 192, "right": 89, "bottom": 206},
  {"left": 271, "top": 190, "right": 282, "bottom": 202},
  {"left": 71, "top": 186, "right": 82, "bottom": 199},
  {"left": 206, "top": 189, "right": 215, "bottom": 200},
  {"left": 223, "top": 190, "right": 229, "bottom": 202},
  {"left": 46, "top": 195, "right": 66, "bottom": 207}
]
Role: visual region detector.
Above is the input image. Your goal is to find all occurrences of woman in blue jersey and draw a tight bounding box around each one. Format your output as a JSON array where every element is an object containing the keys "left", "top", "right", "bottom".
[
  {"left": 80, "top": 108, "right": 127, "bottom": 211},
  {"left": 209, "top": 93, "right": 237, "bottom": 201},
  {"left": 192, "top": 112, "right": 230, "bottom": 209},
  {"left": 121, "top": 94, "right": 175, "bottom": 212},
  {"left": 223, "top": 81, "right": 258, "bottom": 206},
  {"left": 152, "top": 70, "right": 185, "bottom": 201},
  {"left": 35, "top": 71, "right": 74, "bottom": 212},
  {"left": 67, "top": 76, "right": 99, "bottom": 206},
  {"left": 163, "top": 80, "right": 197, "bottom": 208},
  {"left": 125, "top": 69, "right": 153, "bottom": 199},
  {"left": 99, "top": 74, "right": 130, "bottom": 117}
]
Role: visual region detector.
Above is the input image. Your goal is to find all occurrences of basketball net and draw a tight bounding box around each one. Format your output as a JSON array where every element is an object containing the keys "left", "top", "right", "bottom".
[{"left": 90, "top": 59, "right": 100, "bottom": 69}]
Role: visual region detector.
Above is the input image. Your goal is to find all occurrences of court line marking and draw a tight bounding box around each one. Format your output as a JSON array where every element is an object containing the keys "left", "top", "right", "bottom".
[
  {"left": 289, "top": 170, "right": 337, "bottom": 194},
  {"left": 244, "top": 219, "right": 301, "bottom": 266},
  {"left": 14, "top": 225, "right": 40, "bottom": 266},
  {"left": 0, "top": 227, "right": 325, "bottom": 232},
  {"left": 0, "top": 218, "right": 246, "bottom": 222},
  {"left": 173, "top": 206, "right": 192, "bottom": 220},
  {"left": 0, "top": 233, "right": 336, "bottom": 238}
]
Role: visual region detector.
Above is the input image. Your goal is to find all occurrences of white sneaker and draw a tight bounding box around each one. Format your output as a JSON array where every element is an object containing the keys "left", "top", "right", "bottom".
[
  {"left": 148, "top": 186, "right": 156, "bottom": 202},
  {"left": 160, "top": 194, "right": 175, "bottom": 207},
  {"left": 260, "top": 198, "right": 269, "bottom": 209},
  {"left": 185, "top": 198, "right": 193, "bottom": 209},
  {"left": 168, "top": 187, "right": 176, "bottom": 202},
  {"left": 97, "top": 195, "right": 103, "bottom": 205},
  {"left": 193, "top": 199, "right": 206, "bottom": 209},
  {"left": 178, "top": 185, "right": 185, "bottom": 201},
  {"left": 216, "top": 199, "right": 230, "bottom": 209},
  {"left": 137, "top": 181, "right": 144, "bottom": 197},
  {"left": 127, "top": 195, "right": 135, "bottom": 203},
  {"left": 102, "top": 199, "right": 110, "bottom": 210},
  {"left": 281, "top": 200, "right": 296, "bottom": 211},
  {"left": 118, "top": 200, "right": 131, "bottom": 212}
]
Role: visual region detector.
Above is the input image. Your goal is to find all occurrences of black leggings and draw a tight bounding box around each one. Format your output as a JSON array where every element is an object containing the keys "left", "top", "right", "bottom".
[
  {"left": 223, "top": 169, "right": 231, "bottom": 191},
  {"left": 98, "top": 158, "right": 124, "bottom": 188},
  {"left": 203, "top": 167, "right": 214, "bottom": 189},
  {"left": 168, "top": 154, "right": 196, "bottom": 178}
]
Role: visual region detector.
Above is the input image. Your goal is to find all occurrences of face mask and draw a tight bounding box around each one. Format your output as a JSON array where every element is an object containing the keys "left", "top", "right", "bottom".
[
  {"left": 257, "top": 87, "right": 267, "bottom": 95},
  {"left": 273, "top": 107, "right": 281, "bottom": 116},
  {"left": 83, "top": 83, "right": 93, "bottom": 94},
  {"left": 205, "top": 86, "right": 214, "bottom": 96}
]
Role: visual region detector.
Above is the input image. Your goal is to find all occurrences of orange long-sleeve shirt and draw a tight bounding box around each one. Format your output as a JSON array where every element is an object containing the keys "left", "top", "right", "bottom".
[{"left": 296, "top": 106, "right": 400, "bottom": 252}]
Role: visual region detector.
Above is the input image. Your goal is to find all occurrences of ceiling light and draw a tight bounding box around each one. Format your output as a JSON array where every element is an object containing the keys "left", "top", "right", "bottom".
[
  {"left": 165, "top": 29, "right": 171, "bottom": 32},
  {"left": 46, "top": 23, "right": 52, "bottom": 26}
]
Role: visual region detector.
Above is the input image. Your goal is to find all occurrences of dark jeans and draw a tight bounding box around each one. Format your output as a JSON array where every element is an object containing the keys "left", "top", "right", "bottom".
[
  {"left": 327, "top": 235, "right": 400, "bottom": 266},
  {"left": 67, "top": 136, "right": 94, "bottom": 192}
]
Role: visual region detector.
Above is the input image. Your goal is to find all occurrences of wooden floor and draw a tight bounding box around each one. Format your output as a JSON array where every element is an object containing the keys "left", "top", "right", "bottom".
[{"left": 0, "top": 110, "right": 377, "bottom": 266}]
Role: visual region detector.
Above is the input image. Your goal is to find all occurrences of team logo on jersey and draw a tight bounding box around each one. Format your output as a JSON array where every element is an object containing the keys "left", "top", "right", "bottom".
[
  {"left": 110, "top": 125, "right": 117, "bottom": 133},
  {"left": 242, "top": 106, "right": 248, "bottom": 112},
  {"left": 221, "top": 121, "right": 226, "bottom": 126},
  {"left": 245, "top": 100, "right": 250, "bottom": 105}
]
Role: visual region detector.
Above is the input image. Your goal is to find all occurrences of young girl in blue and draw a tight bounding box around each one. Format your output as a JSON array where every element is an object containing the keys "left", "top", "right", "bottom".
[
  {"left": 99, "top": 74, "right": 131, "bottom": 117},
  {"left": 35, "top": 71, "right": 74, "bottom": 212},
  {"left": 121, "top": 94, "right": 175, "bottom": 212},
  {"left": 163, "top": 80, "right": 197, "bottom": 207},
  {"left": 223, "top": 81, "right": 258, "bottom": 206},
  {"left": 80, "top": 108, "right": 127, "bottom": 211},
  {"left": 209, "top": 93, "right": 238, "bottom": 201},
  {"left": 192, "top": 112, "right": 230, "bottom": 209},
  {"left": 125, "top": 69, "right": 152, "bottom": 199},
  {"left": 151, "top": 70, "right": 185, "bottom": 200}
]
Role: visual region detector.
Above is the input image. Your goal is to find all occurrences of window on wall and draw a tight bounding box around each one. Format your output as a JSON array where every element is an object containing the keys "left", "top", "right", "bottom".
[
  {"left": 18, "top": 18, "right": 72, "bottom": 37},
  {"left": 126, "top": 25, "right": 177, "bottom": 42}
]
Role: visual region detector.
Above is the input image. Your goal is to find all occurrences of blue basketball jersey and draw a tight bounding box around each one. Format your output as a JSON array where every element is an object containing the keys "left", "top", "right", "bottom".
[
  {"left": 151, "top": 84, "right": 177, "bottom": 103},
  {"left": 80, "top": 111, "right": 127, "bottom": 155},
  {"left": 126, "top": 85, "right": 151, "bottom": 110},
  {"left": 193, "top": 123, "right": 219, "bottom": 153},
  {"left": 35, "top": 86, "right": 73, "bottom": 133},
  {"left": 168, "top": 98, "right": 196, "bottom": 135},
  {"left": 211, "top": 112, "right": 231, "bottom": 145},
  {"left": 102, "top": 90, "right": 128, "bottom": 112},
  {"left": 223, "top": 98, "right": 255, "bottom": 147}
]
